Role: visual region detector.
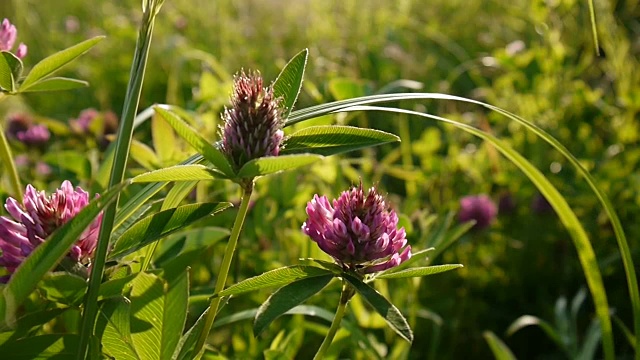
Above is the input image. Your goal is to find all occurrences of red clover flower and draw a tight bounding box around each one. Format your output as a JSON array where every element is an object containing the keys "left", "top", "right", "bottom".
[
  {"left": 458, "top": 194, "right": 497, "bottom": 230},
  {"left": 303, "top": 183, "right": 411, "bottom": 274},
  {"left": 0, "top": 181, "right": 102, "bottom": 282},
  {"left": 0, "top": 18, "right": 27, "bottom": 59},
  {"left": 220, "top": 71, "right": 284, "bottom": 171}
]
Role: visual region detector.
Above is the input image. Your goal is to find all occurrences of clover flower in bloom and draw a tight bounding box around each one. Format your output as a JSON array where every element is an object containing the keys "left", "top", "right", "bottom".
[
  {"left": 0, "top": 181, "right": 102, "bottom": 282},
  {"left": 458, "top": 194, "right": 497, "bottom": 230},
  {"left": 5, "top": 114, "right": 49, "bottom": 148},
  {"left": 0, "top": 18, "right": 27, "bottom": 59},
  {"left": 220, "top": 71, "right": 285, "bottom": 171},
  {"left": 302, "top": 183, "right": 411, "bottom": 274}
]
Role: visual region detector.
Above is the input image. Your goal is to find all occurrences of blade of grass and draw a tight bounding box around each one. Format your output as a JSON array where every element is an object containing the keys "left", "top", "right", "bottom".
[{"left": 76, "top": 2, "right": 164, "bottom": 358}]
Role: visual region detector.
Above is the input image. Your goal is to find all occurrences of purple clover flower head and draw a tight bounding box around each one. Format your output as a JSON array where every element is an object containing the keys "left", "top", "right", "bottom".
[
  {"left": 220, "top": 71, "right": 284, "bottom": 171},
  {"left": 70, "top": 108, "right": 100, "bottom": 134},
  {"left": 16, "top": 43, "right": 27, "bottom": 59},
  {"left": 0, "top": 19, "right": 17, "bottom": 52},
  {"left": 5, "top": 113, "right": 31, "bottom": 139},
  {"left": 302, "top": 183, "right": 411, "bottom": 274},
  {"left": 0, "top": 19, "right": 26, "bottom": 59},
  {"left": 16, "top": 124, "right": 50, "bottom": 147},
  {"left": 458, "top": 194, "right": 497, "bottom": 230},
  {"left": 0, "top": 181, "right": 102, "bottom": 282}
]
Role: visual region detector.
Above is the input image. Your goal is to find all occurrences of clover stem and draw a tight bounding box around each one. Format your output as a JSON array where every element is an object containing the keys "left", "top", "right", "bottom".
[
  {"left": 194, "top": 181, "right": 253, "bottom": 354},
  {"left": 313, "top": 280, "right": 355, "bottom": 360}
]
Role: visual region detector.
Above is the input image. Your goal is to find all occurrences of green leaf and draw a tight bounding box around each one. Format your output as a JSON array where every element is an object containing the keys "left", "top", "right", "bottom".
[
  {"left": 218, "top": 265, "right": 333, "bottom": 298},
  {"left": 132, "top": 164, "right": 224, "bottom": 183},
  {"left": 281, "top": 125, "right": 400, "bottom": 156},
  {"left": 0, "top": 334, "right": 80, "bottom": 359},
  {"left": 0, "top": 181, "right": 127, "bottom": 326},
  {"left": 95, "top": 297, "right": 139, "bottom": 360},
  {"left": 130, "top": 139, "right": 160, "bottom": 170},
  {"left": 376, "top": 248, "right": 434, "bottom": 275},
  {"left": 161, "top": 270, "right": 189, "bottom": 360},
  {"left": 109, "top": 202, "right": 231, "bottom": 260},
  {"left": 98, "top": 274, "right": 138, "bottom": 300},
  {"left": 0, "top": 51, "right": 22, "bottom": 92},
  {"left": 483, "top": 331, "right": 516, "bottom": 360},
  {"left": 376, "top": 264, "right": 463, "bottom": 279},
  {"left": 18, "top": 77, "right": 88, "bottom": 93},
  {"left": 153, "top": 106, "right": 234, "bottom": 177},
  {"left": 130, "top": 273, "right": 165, "bottom": 360},
  {"left": 172, "top": 307, "right": 209, "bottom": 360},
  {"left": 38, "top": 272, "right": 87, "bottom": 306},
  {"left": 237, "top": 154, "right": 323, "bottom": 179},
  {"left": 0, "top": 308, "right": 68, "bottom": 341},
  {"left": 253, "top": 275, "right": 333, "bottom": 335},
  {"left": 152, "top": 110, "right": 178, "bottom": 164},
  {"left": 506, "top": 315, "right": 563, "bottom": 349},
  {"left": 342, "top": 273, "right": 413, "bottom": 342},
  {"left": 20, "top": 36, "right": 105, "bottom": 90},
  {"left": 273, "top": 49, "right": 308, "bottom": 118}
]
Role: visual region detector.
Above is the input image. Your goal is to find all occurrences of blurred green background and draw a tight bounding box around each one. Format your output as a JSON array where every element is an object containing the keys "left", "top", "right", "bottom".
[{"left": 1, "top": 0, "right": 639, "bottom": 358}]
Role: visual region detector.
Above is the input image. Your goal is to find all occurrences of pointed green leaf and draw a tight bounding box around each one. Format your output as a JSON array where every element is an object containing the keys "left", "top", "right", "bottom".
[
  {"left": 281, "top": 126, "right": 400, "bottom": 156},
  {"left": 152, "top": 110, "right": 178, "bottom": 164},
  {"left": 377, "top": 264, "right": 463, "bottom": 279},
  {"left": 38, "top": 272, "right": 88, "bottom": 306},
  {"left": 153, "top": 106, "right": 234, "bottom": 177},
  {"left": 19, "top": 77, "right": 88, "bottom": 93},
  {"left": 130, "top": 273, "right": 165, "bottom": 360},
  {"left": 253, "top": 275, "right": 333, "bottom": 335},
  {"left": 483, "top": 331, "right": 516, "bottom": 360},
  {"left": 0, "top": 51, "right": 22, "bottom": 92},
  {"left": 20, "top": 36, "right": 105, "bottom": 89},
  {"left": 132, "top": 164, "right": 224, "bottom": 183},
  {"left": 95, "top": 297, "right": 139, "bottom": 360},
  {"left": 0, "top": 181, "right": 127, "bottom": 326},
  {"left": 506, "top": 315, "right": 562, "bottom": 348},
  {"left": 376, "top": 248, "right": 434, "bottom": 275},
  {"left": 218, "top": 265, "right": 333, "bottom": 298},
  {"left": 172, "top": 307, "right": 209, "bottom": 360},
  {"left": 0, "top": 334, "right": 80, "bottom": 359},
  {"left": 237, "top": 154, "right": 323, "bottom": 178},
  {"left": 161, "top": 270, "right": 189, "bottom": 360},
  {"left": 0, "top": 308, "right": 68, "bottom": 341},
  {"left": 98, "top": 274, "right": 138, "bottom": 300},
  {"left": 130, "top": 139, "right": 161, "bottom": 170},
  {"left": 343, "top": 273, "right": 413, "bottom": 342},
  {"left": 273, "top": 49, "right": 308, "bottom": 118},
  {"left": 109, "top": 202, "right": 231, "bottom": 260}
]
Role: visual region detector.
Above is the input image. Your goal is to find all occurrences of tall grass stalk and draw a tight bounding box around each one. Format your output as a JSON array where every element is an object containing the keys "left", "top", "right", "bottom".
[{"left": 76, "top": 1, "right": 164, "bottom": 358}]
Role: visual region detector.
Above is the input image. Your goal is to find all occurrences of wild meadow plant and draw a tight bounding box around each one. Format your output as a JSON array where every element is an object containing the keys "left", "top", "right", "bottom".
[{"left": 0, "top": 0, "right": 638, "bottom": 359}]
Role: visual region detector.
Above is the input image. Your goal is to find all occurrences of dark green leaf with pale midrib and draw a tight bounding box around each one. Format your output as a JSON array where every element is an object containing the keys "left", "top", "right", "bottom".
[
  {"left": 281, "top": 125, "right": 399, "bottom": 156},
  {"left": 377, "top": 264, "right": 463, "bottom": 279},
  {"left": 237, "top": 154, "right": 323, "bottom": 178},
  {"left": 273, "top": 49, "right": 308, "bottom": 119},
  {"left": 343, "top": 273, "right": 413, "bottom": 342},
  {"left": 218, "top": 265, "right": 333, "bottom": 298}
]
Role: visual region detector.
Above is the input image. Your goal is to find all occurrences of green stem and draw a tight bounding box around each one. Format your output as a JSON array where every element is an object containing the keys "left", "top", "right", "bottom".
[
  {"left": 76, "top": 2, "right": 162, "bottom": 358},
  {"left": 313, "top": 281, "right": 355, "bottom": 360},
  {"left": 0, "top": 123, "right": 22, "bottom": 199},
  {"left": 193, "top": 182, "right": 254, "bottom": 353}
]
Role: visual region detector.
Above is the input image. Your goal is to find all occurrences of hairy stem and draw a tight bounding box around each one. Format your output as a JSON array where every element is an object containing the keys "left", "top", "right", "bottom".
[
  {"left": 313, "top": 280, "right": 355, "bottom": 360},
  {"left": 194, "top": 182, "right": 254, "bottom": 353}
]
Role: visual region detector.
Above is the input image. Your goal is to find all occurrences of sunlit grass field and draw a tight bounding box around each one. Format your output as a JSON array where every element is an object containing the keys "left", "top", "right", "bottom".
[{"left": 1, "top": 0, "right": 638, "bottom": 358}]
